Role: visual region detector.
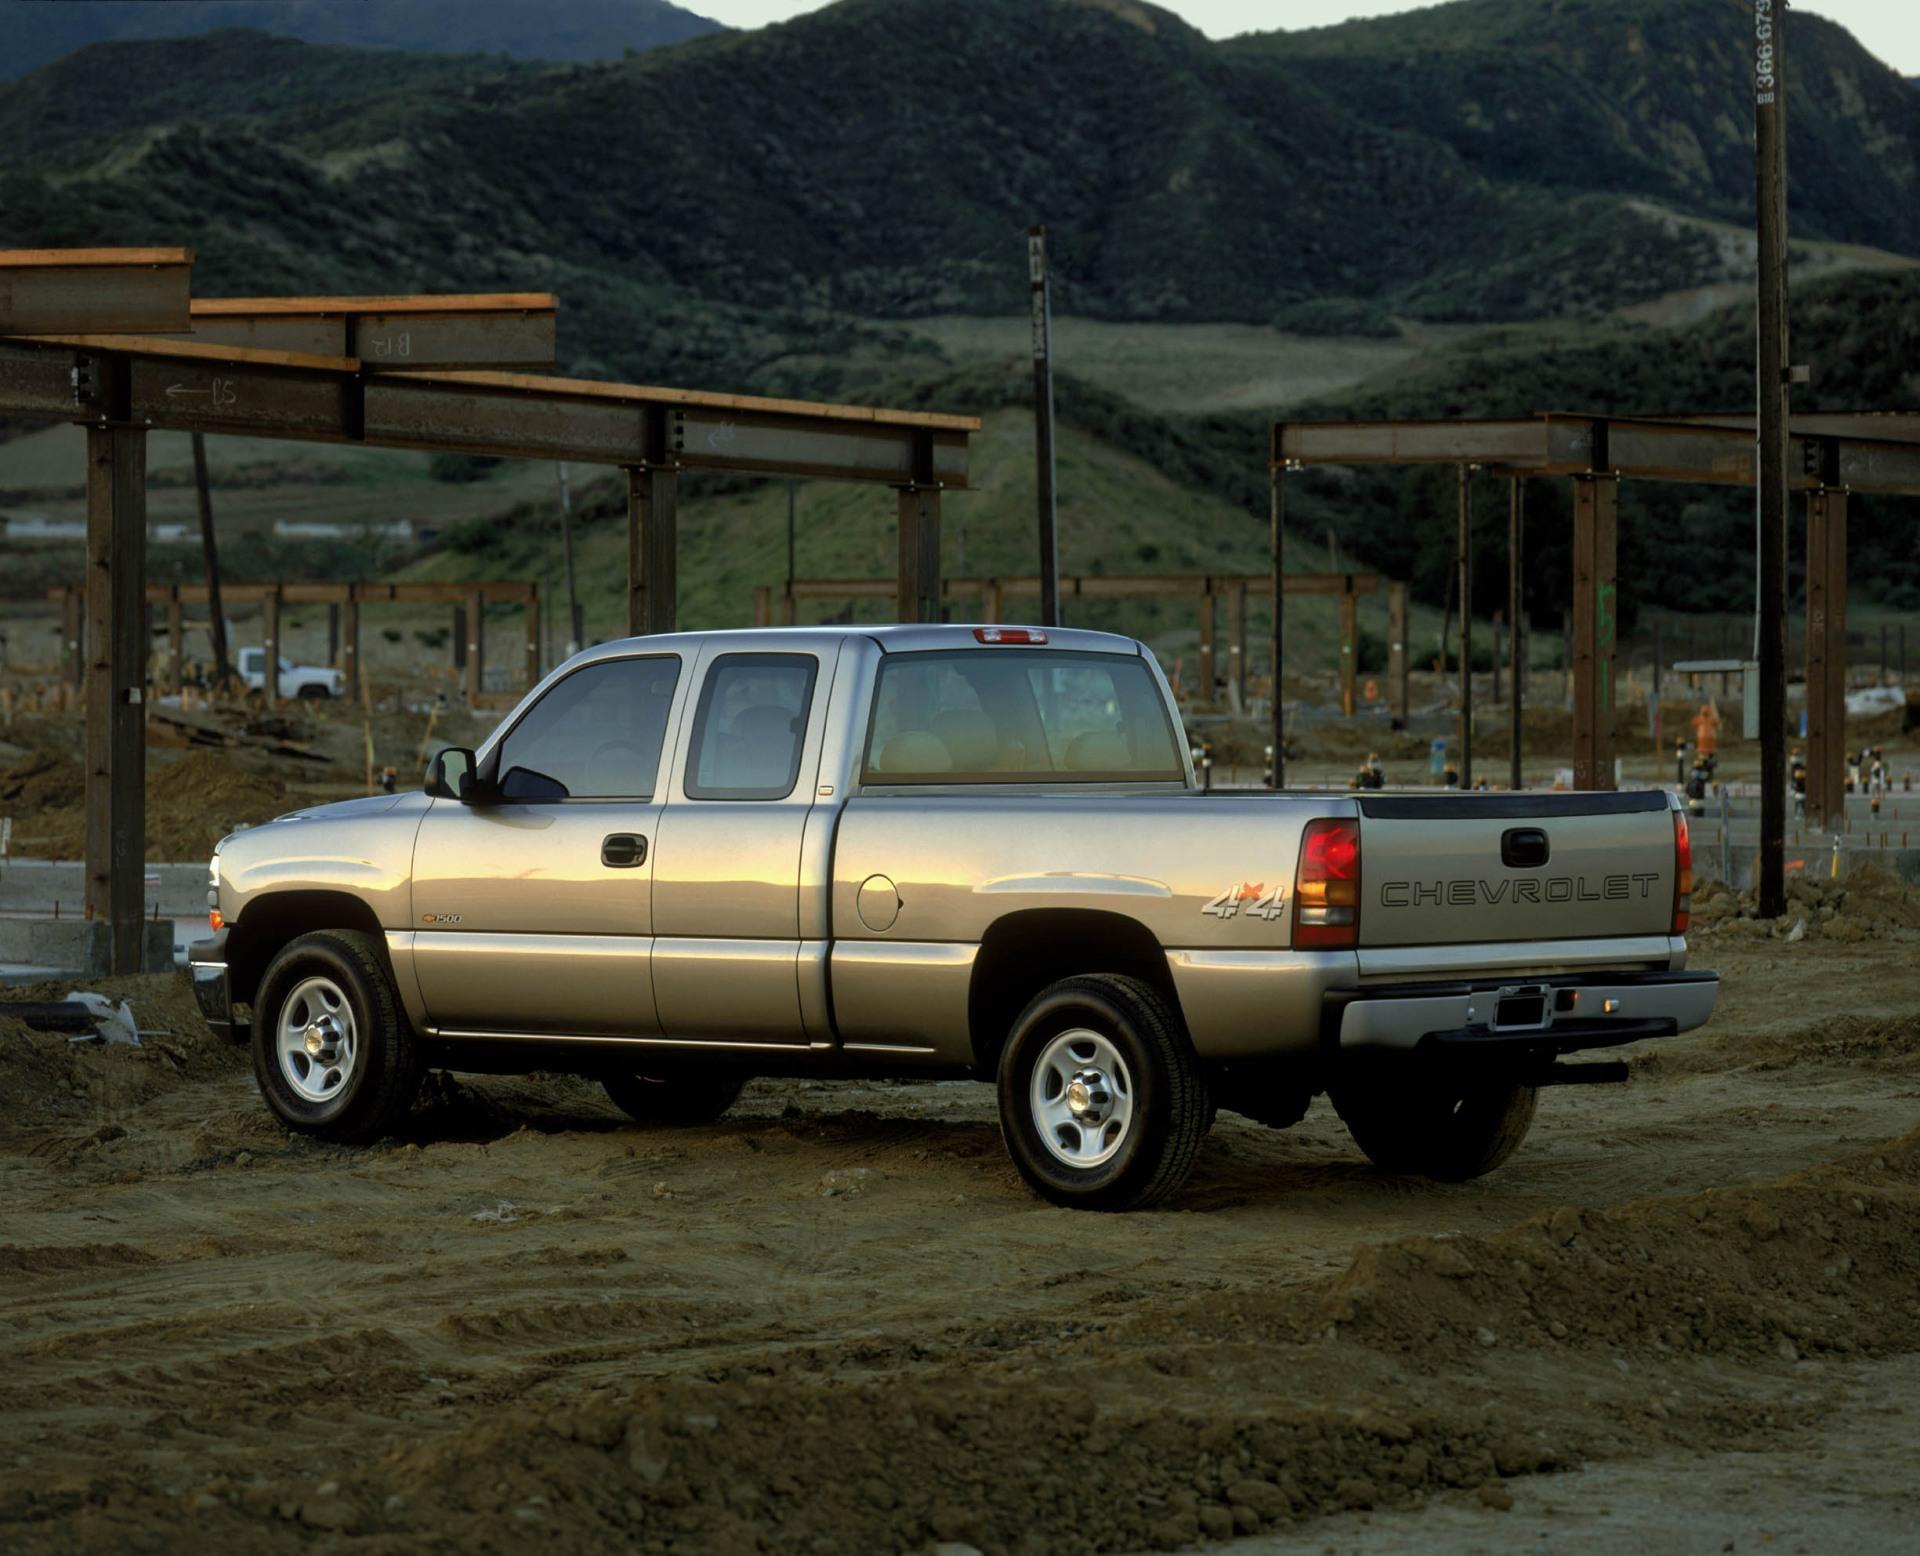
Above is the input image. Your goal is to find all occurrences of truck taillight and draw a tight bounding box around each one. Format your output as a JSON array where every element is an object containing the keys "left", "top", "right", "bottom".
[
  {"left": 1672, "top": 810, "right": 1693, "bottom": 935},
  {"left": 1294, "top": 818, "right": 1360, "bottom": 950}
]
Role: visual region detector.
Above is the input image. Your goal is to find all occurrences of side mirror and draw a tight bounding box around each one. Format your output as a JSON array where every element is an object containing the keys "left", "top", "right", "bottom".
[{"left": 426, "top": 747, "right": 481, "bottom": 802}]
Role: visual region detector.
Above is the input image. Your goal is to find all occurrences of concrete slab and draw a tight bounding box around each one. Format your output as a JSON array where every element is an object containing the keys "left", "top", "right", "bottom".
[{"left": 0, "top": 917, "right": 175, "bottom": 977}]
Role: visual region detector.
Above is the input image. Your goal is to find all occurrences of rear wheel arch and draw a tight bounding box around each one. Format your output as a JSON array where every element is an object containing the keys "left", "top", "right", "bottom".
[
  {"left": 227, "top": 889, "right": 389, "bottom": 1007},
  {"left": 967, "top": 908, "right": 1184, "bottom": 1077}
]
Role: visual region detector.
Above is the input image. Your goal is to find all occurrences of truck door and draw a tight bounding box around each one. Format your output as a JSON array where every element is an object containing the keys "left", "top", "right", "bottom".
[
  {"left": 410, "top": 652, "right": 686, "bottom": 1036},
  {"left": 649, "top": 643, "right": 834, "bottom": 1044}
]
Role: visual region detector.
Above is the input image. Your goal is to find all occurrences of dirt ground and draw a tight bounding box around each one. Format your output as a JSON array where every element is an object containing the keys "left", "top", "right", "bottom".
[{"left": 2, "top": 918, "right": 1918, "bottom": 1555}]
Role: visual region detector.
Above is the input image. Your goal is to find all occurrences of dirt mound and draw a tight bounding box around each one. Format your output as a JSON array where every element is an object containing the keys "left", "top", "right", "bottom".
[
  {"left": 1692, "top": 865, "right": 1920, "bottom": 943},
  {"left": 295, "top": 1135, "right": 1920, "bottom": 1555},
  {"left": 0, "top": 972, "right": 239, "bottom": 1141},
  {"left": 1646, "top": 1010, "right": 1920, "bottom": 1077},
  {"left": 0, "top": 748, "right": 83, "bottom": 814},
  {"left": 14, "top": 749, "right": 298, "bottom": 860}
]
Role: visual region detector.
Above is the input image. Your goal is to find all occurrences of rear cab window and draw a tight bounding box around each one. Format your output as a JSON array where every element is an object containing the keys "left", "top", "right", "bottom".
[
  {"left": 862, "top": 649, "right": 1183, "bottom": 783},
  {"left": 685, "top": 652, "right": 819, "bottom": 800}
]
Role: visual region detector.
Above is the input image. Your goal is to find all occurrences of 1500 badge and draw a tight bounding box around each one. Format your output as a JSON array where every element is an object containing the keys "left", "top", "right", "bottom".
[{"left": 1201, "top": 882, "right": 1285, "bottom": 921}]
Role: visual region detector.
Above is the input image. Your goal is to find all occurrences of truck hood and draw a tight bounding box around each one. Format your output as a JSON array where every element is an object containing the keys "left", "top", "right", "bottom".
[{"left": 270, "top": 791, "right": 426, "bottom": 825}]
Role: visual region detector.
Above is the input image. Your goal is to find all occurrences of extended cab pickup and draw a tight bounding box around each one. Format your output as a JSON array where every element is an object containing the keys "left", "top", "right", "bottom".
[{"left": 192, "top": 625, "right": 1717, "bottom": 1209}]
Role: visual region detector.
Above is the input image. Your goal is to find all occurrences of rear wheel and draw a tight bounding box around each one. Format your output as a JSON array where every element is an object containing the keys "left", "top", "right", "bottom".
[
  {"left": 602, "top": 1069, "right": 745, "bottom": 1126},
  {"left": 254, "top": 930, "right": 422, "bottom": 1143},
  {"left": 1330, "top": 1076, "right": 1537, "bottom": 1181},
  {"left": 997, "top": 974, "right": 1208, "bottom": 1211}
]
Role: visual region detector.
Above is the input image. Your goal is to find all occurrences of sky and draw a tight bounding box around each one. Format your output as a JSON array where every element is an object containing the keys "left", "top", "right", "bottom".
[{"left": 685, "top": 0, "right": 1920, "bottom": 74}]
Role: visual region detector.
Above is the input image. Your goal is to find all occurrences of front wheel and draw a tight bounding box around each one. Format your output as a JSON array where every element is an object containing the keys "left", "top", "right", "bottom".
[
  {"left": 602, "top": 1069, "right": 745, "bottom": 1126},
  {"left": 997, "top": 974, "right": 1209, "bottom": 1211},
  {"left": 1330, "top": 1075, "right": 1537, "bottom": 1181},
  {"left": 253, "top": 930, "right": 422, "bottom": 1143}
]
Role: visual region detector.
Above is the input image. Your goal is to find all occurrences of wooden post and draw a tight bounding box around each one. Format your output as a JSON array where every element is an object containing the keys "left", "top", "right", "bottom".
[
  {"left": 261, "top": 587, "right": 281, "bottom": 709},
  {"left": 1339, "top": 578, "right": 1359, "bottom": 718},
  {"left": 191, "top": 431, "right": 231, "bottom": 691},
  {"left": 1491, "top": 609, "right": 1504, "bottom": 706},
  {"left": 1030, "top": 226, "right": 1060, "bottom": 628},
  {"left": 983, "top": 578, "right": 1004, "bottom": 626},
  {"left": 1387, "top": 579, "right": 1409, "bottom": 724},
  {"left": 1571, "top": 474, "right": 1620, "bottom": 790},
  {"left": 341, "top": 588, "right": 360, "bottom": 704},
  {"left": 465, "top": 590, "right": 484, "bottom": 705},
  {"left": 781, "top": 582, "right": 798, "bottom": 626},
  {"left": 752, "top": 584, "right": 771, "bottom": 629},
  {"left": 1805, "top": 488, "right": 1847, "bottom": 829},
  {"left": 83, "top": 424, "right": 147, "bottom": 975},
  {"left": 1754, "top": 0, "right": 1790, "bottom": 917}
]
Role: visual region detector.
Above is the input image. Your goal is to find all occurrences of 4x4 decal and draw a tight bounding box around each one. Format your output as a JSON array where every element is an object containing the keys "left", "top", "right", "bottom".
[{"left": 1201, "top": 882, "right": 1285, "bottom": 921}]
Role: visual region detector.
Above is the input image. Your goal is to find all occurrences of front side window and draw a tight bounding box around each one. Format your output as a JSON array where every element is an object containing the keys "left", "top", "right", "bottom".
[
  {"left": 494, "top": 655, "right": 681, "bottom": 801},
  {"left": 863, "top": 650, "right": 1183, "bottom": 783},
  {"left": 685, "top": 652, "right": 818, "bottom": 800}
]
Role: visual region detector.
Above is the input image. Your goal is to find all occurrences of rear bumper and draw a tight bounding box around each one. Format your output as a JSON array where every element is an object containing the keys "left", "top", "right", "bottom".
[
  {"left": 1329, "top": 969, "right": 1718, "bottom": 1059},
  {"left": 187, "top": 930, "right": 245, "bottom": 1044}
]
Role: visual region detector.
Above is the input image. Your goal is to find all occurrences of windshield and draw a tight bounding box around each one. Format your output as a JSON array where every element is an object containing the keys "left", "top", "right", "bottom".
[{"left": 862, "top": 649, "right": 1184, "bottom": 784}]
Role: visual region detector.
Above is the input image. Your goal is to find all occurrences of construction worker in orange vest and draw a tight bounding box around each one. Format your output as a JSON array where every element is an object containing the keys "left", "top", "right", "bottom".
[{"left": 1692, "top": 700, "right": 1721, "bottom": 760}]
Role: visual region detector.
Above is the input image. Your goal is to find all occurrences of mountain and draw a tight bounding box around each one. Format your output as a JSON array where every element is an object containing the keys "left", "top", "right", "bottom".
[
  {"left": 1, "top": 0, "right": 1915, "bottom": 357},
  {"left": 0, "top": 0, "right": 721, "bottom": 80}
]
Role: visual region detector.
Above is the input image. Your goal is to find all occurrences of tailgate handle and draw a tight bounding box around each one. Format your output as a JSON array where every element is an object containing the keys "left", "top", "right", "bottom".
[{"left": 1501, "top": 827, "right": 1550, "bottom": 869}]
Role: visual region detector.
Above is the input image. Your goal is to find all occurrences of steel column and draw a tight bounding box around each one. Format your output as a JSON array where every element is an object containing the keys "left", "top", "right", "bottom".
[
  {"left": 1571, "top": 475, "right": 1620, "bottom": 790},
  {"left": 1805, "top": 488, "right": 1847, "bottom": 828},
  {"left": 1754, "top": 0, "right": 1791, "bottom": 917},
  {"left": 83, "top": 424, "right": 148, "bottom": 975},
  {"left": 1029, "top": 226, "right": 1061, "bottom": 628},
  {"left": 1509, "top": 478, "right": 1525, "bottom": 791},
  {"left": 261, "top": 588, "right": 281, "bottom": 709},
  {"left": 1387, "top": 579, "right": 1409, "bottom": 724},
  {"left": 1198, "top": 586, "right": 1217, "bottom": 705},
  {"left": 1269, "top": 458, "right": 1286, "bottom": 788},
  {"left": 1457, "top": 466, "right": 1473, "bottom": 788},
  {"left": 1339, "top": 580, "right": 1359, "bottom": 718},
  {"left": 341, "top": 591, "right": 360, "bottom": 702},
  {"left": 465, "top": 591, "right": 484, "bottom": 705},
  {"left": 166, "top": 590, "right": 184, "bottom": 695},
  {"left": 896, "top": 430, "right": 942, "bottom": 624},
  {"left": 626, "top": 463, "right": 680, "bottom": 637},
  {"left": 1226, "top": 579, "right": 1248, "bottom": 711},
  {"left": 64, "top": 590, "right": 83, "bottom": 687},
  {"left": 523, "top": 587, "right": 540, "bottom": 689}
]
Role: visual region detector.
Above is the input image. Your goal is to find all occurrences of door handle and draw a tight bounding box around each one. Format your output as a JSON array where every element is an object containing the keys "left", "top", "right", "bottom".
[{"left": 601, "top": 833, "right": 647, "bottom": 868}]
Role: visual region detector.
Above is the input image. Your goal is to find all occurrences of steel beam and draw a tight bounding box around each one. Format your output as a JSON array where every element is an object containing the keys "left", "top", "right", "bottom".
[
  {"left": 1805, "top": 489, "right": 1847, "bottom": 829},
  {"left": 0, "top": 336, "right": 978, "bottom": 487},
  {"left": 1, "top": 249, "right": 191, "bottom": 335},
  {"left": 83, "top": 424, "right": 148, "bottom": 975},
  {"left": 183, "top": 294, "right": 557, "bottom": 369},
  {"left": 1571, "top": 476, "right": 1620, "bottom": 791}
]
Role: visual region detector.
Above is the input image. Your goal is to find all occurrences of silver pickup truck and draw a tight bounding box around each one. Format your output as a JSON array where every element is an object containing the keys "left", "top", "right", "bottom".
[{"left": 191, "top": 625, "right": 1717, "bottom": 1210}]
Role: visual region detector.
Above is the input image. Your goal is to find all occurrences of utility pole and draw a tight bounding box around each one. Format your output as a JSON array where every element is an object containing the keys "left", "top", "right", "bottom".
[
  {"left": 1029, "top": 225, "right": 1060, "bottom": 628},
  {"left": 1754, "top": 0, "right": 1789, "bottom": 918},
  {"left": 556, "top": 462, "right": 581, "bottom": 654},
  {"left": 191, "top": 432, "right": 231, "bottom": 692}
]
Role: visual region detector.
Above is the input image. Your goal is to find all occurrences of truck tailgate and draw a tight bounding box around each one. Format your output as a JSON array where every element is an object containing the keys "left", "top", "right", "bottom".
[{"left": 1358, "top": 791, "right": 1677, "bottom": 947}]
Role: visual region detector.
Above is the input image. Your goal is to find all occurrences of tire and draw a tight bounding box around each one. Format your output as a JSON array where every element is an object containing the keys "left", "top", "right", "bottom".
[
  {"left": 996, "top": 974, "right": 1209, "bottom": 1211},
  {"left": 297, "top": 683, "right": 330, "bottom": 700},
  {"left": 253, "top": 930, "right": 422, "bottom": 1143},
  {"left": 602, "top": 1069, "right": 745, "bottom": 1126},
  {"left": 1330, "top": 1075, "right": 1538, "bottom": 1182}
]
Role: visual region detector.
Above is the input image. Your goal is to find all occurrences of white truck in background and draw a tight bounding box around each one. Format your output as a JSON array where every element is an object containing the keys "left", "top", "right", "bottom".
[{"left": 237, "top": 647, "right": 344, "bottom": 700}]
